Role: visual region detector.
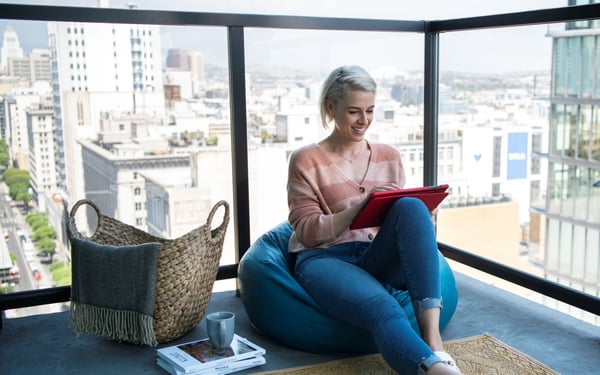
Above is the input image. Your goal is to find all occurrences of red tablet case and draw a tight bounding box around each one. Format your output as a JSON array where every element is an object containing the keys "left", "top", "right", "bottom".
[{"left": 349, "top": 184, "right": 449, "bottom": 230}]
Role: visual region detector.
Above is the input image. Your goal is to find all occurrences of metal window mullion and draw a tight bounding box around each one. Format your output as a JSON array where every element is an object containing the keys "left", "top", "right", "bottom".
[
  {"left": 423, "top": 28, "right": 439, "bottom": 186},
  {"left": 227, "top": 26, "right": 250, "bottom": 277}
]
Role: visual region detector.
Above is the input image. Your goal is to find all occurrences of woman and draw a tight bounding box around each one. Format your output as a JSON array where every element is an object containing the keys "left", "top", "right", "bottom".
[{"left": 287, "top": 66, "right": 462, "bottom": 375}]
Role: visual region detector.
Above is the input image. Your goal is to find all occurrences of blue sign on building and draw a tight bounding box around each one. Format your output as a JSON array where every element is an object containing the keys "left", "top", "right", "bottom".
[{"left": 507, "top": 132, "right": 528, "bottom": 180}]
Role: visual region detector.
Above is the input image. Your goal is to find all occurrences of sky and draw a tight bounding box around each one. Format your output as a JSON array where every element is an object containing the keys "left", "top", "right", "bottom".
[{"left": 1, "top": 0, "right": 569, "bottom": 73}]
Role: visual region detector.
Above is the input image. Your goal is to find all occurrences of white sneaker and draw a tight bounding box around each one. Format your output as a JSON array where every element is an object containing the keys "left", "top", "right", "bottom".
[{"left": 433, "top": 351, "right": 462, "bottom": 374}]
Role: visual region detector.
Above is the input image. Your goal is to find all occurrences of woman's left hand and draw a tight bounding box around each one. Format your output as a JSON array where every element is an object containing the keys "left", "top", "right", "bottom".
[{"left": 430, "top": 207, "right": 438, "bottom": 226}]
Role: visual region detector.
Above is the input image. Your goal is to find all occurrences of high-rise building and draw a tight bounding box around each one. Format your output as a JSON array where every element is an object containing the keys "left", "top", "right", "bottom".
[
  {"left": 165, "top": 48, "right": 205, "bottom": 97},
  {"left": 0, "top": 25, "right": 24, "bottom": 74},
  {"left": 77, "top": 138, "right": 190, "bottom": 235},
  {"left": 166, "top": 49, "right": 189, "bottom": 70},
  {"left": 47, "top": 17, "right": 165, "bottom": 203},
  {"left": 7, "top": 49, "right": 52, "bottom": 84},
  {"left": 26, "top": 103, "right": 57, "bottom": 200},
  {"left": 543, "top": 0, "right": 600, "bottom": 310},
  {"left": 1, "top": 85, "right": 52, "bottom": 170}
]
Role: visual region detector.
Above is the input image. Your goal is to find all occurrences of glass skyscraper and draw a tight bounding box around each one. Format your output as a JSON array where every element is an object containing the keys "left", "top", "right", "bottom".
[{"left": 544, "top": 0, "right": 600, "bottom": 304}]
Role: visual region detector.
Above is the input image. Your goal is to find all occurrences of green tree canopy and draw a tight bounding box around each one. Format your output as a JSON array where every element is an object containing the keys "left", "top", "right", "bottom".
[
  {"left": 51, "top": 263, "right": 71, "bottom": 287},
  {"left": 9, "top": 183, "right": 28, "bottom": 199},
  {"left": 37, "top": 238, "right": 56, "bottom": 254},
  {"left": 27, "top": 216, "right": 48, "bottom": 231},
  {"left": 32, "top": 225, "right": 56, "bottom": 242},
  {"left": 26, "top": 212, "right": 47, "bottom": 225},
  {"left": 16, "top": 191, "right": 32, "bottom": 208},
  {"left": 0, "top": 152, "right": 9, "bottom": 168},
  {"left": 3, "top": 168, "right": 29, "bottom": 186}
]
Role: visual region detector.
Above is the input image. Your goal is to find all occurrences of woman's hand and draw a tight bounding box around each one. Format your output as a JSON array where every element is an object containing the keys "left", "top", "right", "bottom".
[
  {"left": 430, "top": 207, "right": 438, "bottom": 226},
  {"left": 370, "top": 183, "right": 402, "bottom": 193}
]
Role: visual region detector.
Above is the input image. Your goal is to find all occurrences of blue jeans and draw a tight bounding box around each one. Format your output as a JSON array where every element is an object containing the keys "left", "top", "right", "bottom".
[{"left": 294, "top": 197, "right": 443, "bottom": 374}]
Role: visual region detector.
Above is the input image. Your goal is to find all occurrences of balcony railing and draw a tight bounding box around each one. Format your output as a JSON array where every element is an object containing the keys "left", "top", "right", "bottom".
[{"left": 1, "top": 2, "right": 600, "bottom": 328}]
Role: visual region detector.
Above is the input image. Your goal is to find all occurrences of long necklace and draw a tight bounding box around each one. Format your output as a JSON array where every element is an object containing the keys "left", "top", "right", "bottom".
[{"left": 335, "top": 141, "right": 363, "bottom": 163}]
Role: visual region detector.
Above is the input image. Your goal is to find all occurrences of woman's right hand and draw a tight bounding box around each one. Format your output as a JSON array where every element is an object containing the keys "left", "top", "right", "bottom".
[{"left": 370, "top": 183, "right": 402, "bottom": 193}]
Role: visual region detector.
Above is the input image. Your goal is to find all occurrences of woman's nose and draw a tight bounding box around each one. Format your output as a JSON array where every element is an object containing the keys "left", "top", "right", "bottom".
[{"left": 359, "top": 112, "right": 369, "bottom": 124}]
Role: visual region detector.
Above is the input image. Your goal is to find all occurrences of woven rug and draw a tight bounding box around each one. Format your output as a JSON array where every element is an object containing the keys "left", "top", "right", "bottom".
[{"left": 252, "top": 334, "right": 559, "bottom": 375}]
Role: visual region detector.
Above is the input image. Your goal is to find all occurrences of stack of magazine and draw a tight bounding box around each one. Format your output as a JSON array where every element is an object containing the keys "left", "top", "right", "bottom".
[{"left": 156, "top": 334, "right": 266, "bottom": 375}]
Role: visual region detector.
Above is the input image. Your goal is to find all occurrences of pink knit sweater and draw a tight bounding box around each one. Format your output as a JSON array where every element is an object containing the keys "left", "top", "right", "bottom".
[{"left": 287, "top": 141, "right": 406, "bottom": 253}]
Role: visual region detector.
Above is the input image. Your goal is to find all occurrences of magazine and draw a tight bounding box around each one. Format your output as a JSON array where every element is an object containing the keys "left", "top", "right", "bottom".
[
  {"left": 156, "top": 334, "right": 266, "bottom": 374},
  {"left": 156, "top": 355, "right": 266, "bottom": 375},
  {"left": 350, "top": 184, "right": 450, "bottom": 230}
]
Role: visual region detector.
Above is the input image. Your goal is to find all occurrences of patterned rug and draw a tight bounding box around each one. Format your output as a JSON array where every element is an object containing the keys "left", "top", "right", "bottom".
[{"left": 252, "top": 334, "right": 559, "bottom": 375}]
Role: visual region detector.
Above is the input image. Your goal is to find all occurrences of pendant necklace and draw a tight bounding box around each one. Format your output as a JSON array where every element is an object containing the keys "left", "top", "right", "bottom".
[{"left": 336, "top": 141, "right": 363, "bottom": 163}]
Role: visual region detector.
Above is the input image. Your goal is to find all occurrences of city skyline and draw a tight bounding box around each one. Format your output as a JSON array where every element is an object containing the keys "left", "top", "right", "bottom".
[{"left": 1, "top": 0, "right": 566, "bottom": 73}]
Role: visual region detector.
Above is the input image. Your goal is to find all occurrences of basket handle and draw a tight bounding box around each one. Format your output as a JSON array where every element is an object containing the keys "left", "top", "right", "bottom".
[
  {"left": 206, "top": 200, "right": 230, "bottom": 237},
  {"left": 68, "top": 199, "right": 102, "bottom": 239}
]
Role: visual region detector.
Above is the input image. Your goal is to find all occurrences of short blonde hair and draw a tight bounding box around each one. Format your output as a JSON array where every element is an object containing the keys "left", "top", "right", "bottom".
[{"left": 319, "top": 66, "right": 377, "bottom": 128}]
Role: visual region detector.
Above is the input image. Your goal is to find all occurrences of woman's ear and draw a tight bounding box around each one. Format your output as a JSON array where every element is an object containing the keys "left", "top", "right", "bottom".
[{"left": 325, "top": 98, "right": 335, "bottom": 116}]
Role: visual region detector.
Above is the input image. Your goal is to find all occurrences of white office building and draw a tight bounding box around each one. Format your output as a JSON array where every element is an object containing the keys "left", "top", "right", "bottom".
[
  {"left": 1, "top": 84, "right": 53, "bottom": 169},
  {"left": 26, "top": 104, "right": 57, "bottom": 200},
  {"left": 0, "top": 25, "right": 24, "bottom": 74},
  {"left": 7, "top": 48, "right": 52, "bottom": 84},
  {"left": 47, "top": 17, "right": 165, "bottom": 203}
]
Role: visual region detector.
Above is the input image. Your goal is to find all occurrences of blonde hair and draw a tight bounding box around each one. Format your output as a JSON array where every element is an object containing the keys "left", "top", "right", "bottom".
[{"left": 319, "top": 66, "right": 377, "bottom": 128}]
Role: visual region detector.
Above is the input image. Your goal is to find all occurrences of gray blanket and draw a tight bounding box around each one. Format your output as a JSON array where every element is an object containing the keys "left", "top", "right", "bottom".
[{"left": 70, "top": 237, "right": 160, "bottom": 346}]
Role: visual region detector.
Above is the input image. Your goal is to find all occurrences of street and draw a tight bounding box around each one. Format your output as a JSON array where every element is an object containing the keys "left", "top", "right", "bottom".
[{"left": 0, "top": 182, "right": 69, "bottom": 317}]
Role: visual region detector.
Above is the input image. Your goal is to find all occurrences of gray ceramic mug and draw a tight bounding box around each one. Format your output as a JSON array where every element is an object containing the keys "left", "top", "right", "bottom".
[{"left": 206, "top": 311, "right": 235, "bottom": 349}]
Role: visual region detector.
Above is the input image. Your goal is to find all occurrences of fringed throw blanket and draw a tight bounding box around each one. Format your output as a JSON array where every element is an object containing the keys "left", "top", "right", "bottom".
[{"left": 70, "top": 237, "right": 160, "bottom": 346}]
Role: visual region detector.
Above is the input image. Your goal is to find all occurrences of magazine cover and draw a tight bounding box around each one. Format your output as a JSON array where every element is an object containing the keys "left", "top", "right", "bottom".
[
  {"left": 157, "top": 334, "right": 266, "bottom": 374},
  {"left": 156, "top": 355, "right": 266, "bottom": 375}
]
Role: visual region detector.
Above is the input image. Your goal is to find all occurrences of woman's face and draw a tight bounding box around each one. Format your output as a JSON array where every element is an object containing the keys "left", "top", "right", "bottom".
[{"left": 327, "top": 89, "right": 375, "bottom": 142}]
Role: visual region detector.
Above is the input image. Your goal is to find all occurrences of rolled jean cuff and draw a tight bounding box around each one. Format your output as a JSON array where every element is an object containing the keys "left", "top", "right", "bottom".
[
  {"left": 413, "top": 297, "right": 443, "bottom": 313},
  {"left": 417, "top": 353, "right": 443, "bottom": 374}
]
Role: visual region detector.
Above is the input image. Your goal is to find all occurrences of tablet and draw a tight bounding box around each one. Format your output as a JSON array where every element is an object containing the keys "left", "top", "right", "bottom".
[{"left": 349, "top": 184, "right": 449, "bottom": 230}]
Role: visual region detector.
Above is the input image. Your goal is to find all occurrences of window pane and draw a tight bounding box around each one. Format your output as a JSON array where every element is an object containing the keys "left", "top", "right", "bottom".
[
  {"left": 243, "top": 28, "right": 425, "bottom": 239},
  {"left": 567, "top": 37, "right": 581, "bottom": 97},
  {"left": 438, "top": 21, "right": 600, "bottom": 326},
  {"left": 553, "top": 37, "right": 567, "bottom": 96},
  {"left": 0, "top": 19, "right": 236, "bottom": 302}
]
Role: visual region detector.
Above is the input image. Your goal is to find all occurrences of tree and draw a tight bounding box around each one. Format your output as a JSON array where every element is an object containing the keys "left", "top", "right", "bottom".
[
  {"left": 50, "top": 261, "right": 71, "bottom": 287},
  {"left": 32, "top": 225, "right": 56, "bottom": 242},
  {"left": 206, "top": 135, "right": 218, "bottom": 146},
  {"left": 0, "top": 152, "right": 9, "bottom": 168},
  {"left": 52, "top": 266, "right": 71, "bottom": 287},
  {"left": 9, "top": 182, "right": 27, "bottom": 199},
  {"left": 26, "top": 212, "right": 46, "bottom": 222},
  {"left": 37, "top": 238, "right": 57, "bottom": 261},
  {"left": 16, "top": 191, "right": 33, "bottom": 211},
  {"left": 0, "top": 284, "right": 14, "bottom": 294},
  {"left": 3, "top": 169, "right": 29, "bottom": 186},
  {"left": 25, "top": 215, "right": 48, "bottom": 230},
  {"left": 3, "top": 169, "right": 31, "bottom": 208}
]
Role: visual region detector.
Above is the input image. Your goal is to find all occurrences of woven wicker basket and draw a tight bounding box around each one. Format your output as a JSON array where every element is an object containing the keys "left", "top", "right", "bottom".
[{"left": 68, "top": 199, "right": 230, "bottom": 344}]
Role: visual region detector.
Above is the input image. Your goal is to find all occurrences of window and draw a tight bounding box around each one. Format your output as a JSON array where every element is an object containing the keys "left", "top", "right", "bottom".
[{"left": 492, "top": 136, "right": 502, "bottom": 178}]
